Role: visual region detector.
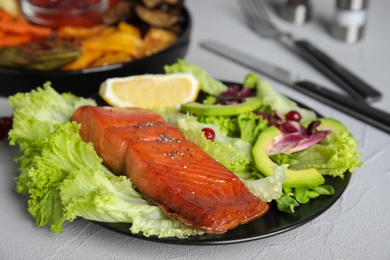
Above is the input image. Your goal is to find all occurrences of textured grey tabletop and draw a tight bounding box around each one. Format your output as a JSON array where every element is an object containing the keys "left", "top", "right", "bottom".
[{"left": 1, "top": 0, "right": 389, "bottom": 259}]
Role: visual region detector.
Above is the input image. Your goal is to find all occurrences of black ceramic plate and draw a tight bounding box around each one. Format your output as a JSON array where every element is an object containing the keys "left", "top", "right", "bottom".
[{"left": 91, "top": 81, "right": 351, "bottom": 245}]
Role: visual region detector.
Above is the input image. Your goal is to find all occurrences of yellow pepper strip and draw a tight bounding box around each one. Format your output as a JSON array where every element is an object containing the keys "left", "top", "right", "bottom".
[
  {"left": 89, "top": 51, "right": 133, "bottom": 67},
  {"left": 57, "top": 25, "right": 107, "bottom": 39},
  {"left": 117, "top": 22, "right": 141, "bottom": 38},
  {"left": 83, "top": 31, "right": 144, "bottom": 56},
  {"left": 58, "top": 22, "right": 180, "bottom": 70},
  {"left": 61, "top": 46, "right": 103, "bottom": 70}
]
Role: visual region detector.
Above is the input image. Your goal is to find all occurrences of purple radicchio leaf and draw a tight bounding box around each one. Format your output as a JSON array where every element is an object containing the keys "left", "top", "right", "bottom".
[
  {"left": 268, "top": 120, "right": 331, "bottom": 155},
  {"left": 254, "top": 110, "right": 283, "bottom": 126},
  {"left": 216, "top": 85, "right": 255, "bottom": 105}
]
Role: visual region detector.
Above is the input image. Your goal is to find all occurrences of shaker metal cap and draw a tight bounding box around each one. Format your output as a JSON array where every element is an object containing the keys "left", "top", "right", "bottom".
[
  {"left": 337, "top": 0, "right": 369, "bottom": 10},
  {"left": 280, "top": 0, "right": 311, "bottom": 25}
]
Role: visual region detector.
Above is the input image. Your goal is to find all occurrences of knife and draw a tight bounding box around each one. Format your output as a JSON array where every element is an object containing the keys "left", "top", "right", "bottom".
[
  {"left": 290, "top": 39, "right": 382, "bottom": 103},
  {"left": 200, "top": 40, "right": 390, "bottom": 134}
]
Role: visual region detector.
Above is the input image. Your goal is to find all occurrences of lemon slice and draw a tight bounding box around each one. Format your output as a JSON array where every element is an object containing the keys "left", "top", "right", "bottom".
[{"left": 99, "top": 73, "right": 200, "bottom": 109}]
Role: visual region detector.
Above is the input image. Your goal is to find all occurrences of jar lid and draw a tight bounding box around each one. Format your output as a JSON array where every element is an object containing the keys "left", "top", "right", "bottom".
[{"left": 337, "top": 0, "right": 369, "bottom": 10}]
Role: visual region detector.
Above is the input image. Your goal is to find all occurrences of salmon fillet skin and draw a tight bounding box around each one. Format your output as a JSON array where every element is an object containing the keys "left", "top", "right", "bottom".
[{"left": 71, "top": 106, "right": 269, "bottom": 234}]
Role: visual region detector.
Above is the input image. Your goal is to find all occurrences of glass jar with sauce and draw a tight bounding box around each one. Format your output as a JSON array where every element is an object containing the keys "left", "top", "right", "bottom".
[{"left": 20, "top": 0, "right": 110, "bottom": 28}]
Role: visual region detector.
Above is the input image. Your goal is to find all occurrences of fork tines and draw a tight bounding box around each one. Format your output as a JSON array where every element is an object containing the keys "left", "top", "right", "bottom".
[{"left": 239, "top": 0, "right": 272, "bottom": 26}]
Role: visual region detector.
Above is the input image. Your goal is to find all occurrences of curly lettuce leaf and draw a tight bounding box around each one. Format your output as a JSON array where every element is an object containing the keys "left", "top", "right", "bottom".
[
  {"left": 241, "top": 165, "right": 286, "bottom": 202},
  {"left": 237, "top": 112, "right": 269, "bottom": 144},
  {"left": 254, "top": 75, "right": 316, "bottom": 122},
  {"left": 243, "top": 73, "right": 258, "bottom": 89},
  {"left": 197, "top": 112, "right": 268, "bottom": 145},
  {"left": 271, "top": 129, "right": 362, "bottom": 178},
  {"left": 197, "top": 114, "right": 240, "bottom": 137},
  {"left": 8, "top": 81, "right": 96, "bottom": 150},
  {"left": 9, "top": 85, "right": 202, "bottom": 238},
  {"left": 8, "top": 82, "right": 95, "bottom": 194},
  {"left": 164, "top": 59, "right": 227, "bottom": 96},
  {"left": 177, "top": 115, "right": 253, "bottom": 174},
  {"left": 25, "top": 122, "right": 101, "bottom": 232},
  {"left": 61, "top": 158, "right": 201, "bottom": 238},
  {"left": 276, "top": 185, "right": 335, "bottom": 213}
]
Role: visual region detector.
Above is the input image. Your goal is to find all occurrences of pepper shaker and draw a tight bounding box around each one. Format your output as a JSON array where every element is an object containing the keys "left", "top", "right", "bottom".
[
  {"left": 331, "top": 0, "right": 369, "bottom": 44},
  {"left": 280, "top": 0, "right": 311, "bottom": 25}
]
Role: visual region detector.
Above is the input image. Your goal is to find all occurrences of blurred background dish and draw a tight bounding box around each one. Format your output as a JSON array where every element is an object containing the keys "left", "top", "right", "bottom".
[{"left": 0, "top": 1, "right": 191, "bottom": 97}]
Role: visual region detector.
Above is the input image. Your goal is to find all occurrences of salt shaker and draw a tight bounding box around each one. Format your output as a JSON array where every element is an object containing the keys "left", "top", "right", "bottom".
[{"left": 331, "top": 0, "right": 369, "bottom": 44}]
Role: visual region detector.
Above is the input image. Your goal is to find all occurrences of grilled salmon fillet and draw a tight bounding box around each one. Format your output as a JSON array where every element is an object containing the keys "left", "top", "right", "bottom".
[{"left": 71, "top": 106, "right": 269, "bottom": 234}]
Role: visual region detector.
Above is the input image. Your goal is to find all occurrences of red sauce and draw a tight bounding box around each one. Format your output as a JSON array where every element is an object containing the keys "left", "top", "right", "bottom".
[{"left": 22, "top": 0, "right": 111, "bottom": 28}]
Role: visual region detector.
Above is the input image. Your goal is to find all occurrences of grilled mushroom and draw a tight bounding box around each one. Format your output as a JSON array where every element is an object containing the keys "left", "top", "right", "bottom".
[
  {"left": 135, "top": 0, "right": 183, "bottom": 28},
  {"left": 103, "top": 0, "right": 134, "bottom": 26},
  {"left": 141, "top": 0, "right": 182, "bottom": 8}
]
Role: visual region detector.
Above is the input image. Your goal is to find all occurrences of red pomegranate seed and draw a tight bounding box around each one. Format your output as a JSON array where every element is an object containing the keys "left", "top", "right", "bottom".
[
  {"left": 201, "top": 127, "right": 215, "bottom": 141},
  {"left": 285, "top": 110, "right": 302, "bottom": 122}
]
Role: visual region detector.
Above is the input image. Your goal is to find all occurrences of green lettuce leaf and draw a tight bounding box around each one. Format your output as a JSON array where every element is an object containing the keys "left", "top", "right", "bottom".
[
  {"left": 8, "top": 81, "right": 96, "bottom": 150},
  {"left": 237, "top": 112, "right": 268, "bottom": 144},
  {"left": 25, "top": 122, "right": 101, "bottom": 232},
  {"left": 9, "top": 85, "right": 202, "bottom": 238},
  {"left": 243, "top": 73, "right": 258, "bottom": 89},
  {"left": 240, "top": 165, "right": 286, "bottom": 202},
  {"left": 164, "top": 59, "right": 227, "bottom": 96},
  {"left": 276, "top": 185, "right": 335, "bottom": 213},
  {"left": 177, "top": 115, "right": 253, "bottom": 174},
  {"left": 255, "top": 75, "right": 317, "bottom": 122},
  {"left": 8, "top": 82, "right": 96, "bottom": 194},
  {"left": 196, "top": 112, "right": 269, "bottom": 145},
  {"left": 197, "top": 114, "right": 240, "bottom": 137},
  {"left": 271, "top": 129, "right": 362, "bottom": 178}
]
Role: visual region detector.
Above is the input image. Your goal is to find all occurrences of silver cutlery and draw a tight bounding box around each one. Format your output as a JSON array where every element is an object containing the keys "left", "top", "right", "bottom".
[
  {"left": 200, "top": 40, "right": 390, "bottom": 134},
  {"left": 239, "top": 0, "right": 382, "bottom": 103}
]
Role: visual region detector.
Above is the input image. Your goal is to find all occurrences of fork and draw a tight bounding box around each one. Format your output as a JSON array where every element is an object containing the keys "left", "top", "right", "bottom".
[{"left": 239, "top": 0, "right": 382, "bottom": 103}]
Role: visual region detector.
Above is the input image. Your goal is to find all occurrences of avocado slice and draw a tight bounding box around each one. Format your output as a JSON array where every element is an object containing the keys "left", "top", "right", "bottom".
[
  {"left": 252, "top": 126, "right": 325, "bottom": 188},
  {"left": 180, "top": 97, "right": 262, "bottom": 116},
  {"left": 302, "top": 117, "right": 347, "bottom": 133}
]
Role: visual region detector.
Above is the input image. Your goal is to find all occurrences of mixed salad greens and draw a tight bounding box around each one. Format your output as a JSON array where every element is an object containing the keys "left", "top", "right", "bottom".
[{"left": 7, "top": 60, "right": 362, "bottom": 238}]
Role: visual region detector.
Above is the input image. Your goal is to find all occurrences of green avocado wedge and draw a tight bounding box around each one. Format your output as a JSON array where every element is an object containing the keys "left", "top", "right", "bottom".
[
  {"left": 180, "top": 97, "right": 262, "bottom": 116},
  {"left": 252, "top": 126, "right": 325, "bottom": 188},
  {"left": 302, "top": 117, "right": 347, "bottom": 133}
]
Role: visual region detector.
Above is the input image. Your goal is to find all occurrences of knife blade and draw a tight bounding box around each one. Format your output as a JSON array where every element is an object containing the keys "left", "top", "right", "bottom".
[{"left": 200, "top": 40, "right": 390, "bottom": 134}]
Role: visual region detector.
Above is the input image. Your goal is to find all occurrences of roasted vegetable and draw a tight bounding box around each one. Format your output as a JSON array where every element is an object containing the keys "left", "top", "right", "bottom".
[
  {"left": 135, "top": 4, "right": 179, "bottom": 27},
  {"left": 0, "top": 3, "right": 184, "bottom": 71},
  {"left": 141, "top": 0, "right": 182, "bottom": 9},
  {"left": 135, "top": 0, "right": 183, "bottom": 28},
  {"left": 0, "top": 39, "right": 81, "bottom": 70},
  {"left": 61, "top": 22, "right": 143, "bottom": 70},
  {"left": 143, "top": 27, "right": 178, "bottom": 55},
  {"left": 103, "top": 0, "right": 133, "bottom": 26},
  {"left": 0, "top": 8, "right": 52, "bottom": 47}
]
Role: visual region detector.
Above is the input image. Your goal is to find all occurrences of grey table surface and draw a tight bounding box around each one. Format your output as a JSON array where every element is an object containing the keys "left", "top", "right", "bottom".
[{"left": 1, "top": 0, "right": 389, "bottom": 259}]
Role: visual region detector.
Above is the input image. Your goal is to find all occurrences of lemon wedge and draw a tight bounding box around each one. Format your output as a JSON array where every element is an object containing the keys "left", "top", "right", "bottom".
[{"left": 99, "top": 73, "right": 200, "bottom": 109}]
